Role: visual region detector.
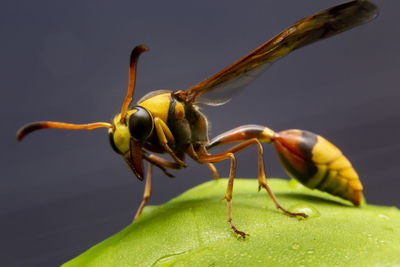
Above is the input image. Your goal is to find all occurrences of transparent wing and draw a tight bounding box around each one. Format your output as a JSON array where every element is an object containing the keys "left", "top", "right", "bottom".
[{"left": 185, "top": 0, "right": 377, "bottom": 105}]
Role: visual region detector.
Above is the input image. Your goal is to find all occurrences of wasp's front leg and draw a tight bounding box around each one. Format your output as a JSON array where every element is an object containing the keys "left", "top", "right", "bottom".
[
  {"left": 144, "top": 153, "right": 182, "bottom": 178},
  {"left": 153, "top": 117, "right": 186, "bottom": 167},
  {"left": 134, "top": 161, "right": 153, "bottom": 221},
  {"left": 134, "top": 154, "right": 183, "bottom": 221}
]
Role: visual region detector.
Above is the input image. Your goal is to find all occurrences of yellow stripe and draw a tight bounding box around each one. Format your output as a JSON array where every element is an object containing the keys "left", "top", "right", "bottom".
[
  {"left": 339, "top": 167, "right": 359, "bottom": 181},
  {"left": 260, "top": 127, "right": 275, "bottom": 143},
  {"left": 328, "top": 155, "right": 351, "bottom": 170},
  {"left": 312, "top": 136, "right": 342, "bottom": 164}
]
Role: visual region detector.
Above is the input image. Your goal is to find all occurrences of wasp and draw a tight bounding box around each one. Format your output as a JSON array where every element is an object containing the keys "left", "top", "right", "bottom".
[{"left": 17, "top": 0, "right": 377, "bottom": 237}]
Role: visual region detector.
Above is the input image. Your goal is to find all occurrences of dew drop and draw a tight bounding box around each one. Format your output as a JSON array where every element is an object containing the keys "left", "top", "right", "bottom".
[
  {"left": 367, "top": 233, "right": 374, "bottom": 241},
  {"left": 288, "top": 204, "right": 320, "bottom": 219},
  {"left": 291, "top": 243, "right": 301, "bottom": 250},
  {"left": 152, "top": 251, "right": 190, "bottom": 266},
  {"left": 288, "top": 179, "right": 303, "bottom": 189},
  {"left": 307, "top": 248, "right": 315, "bottom": 254},
  {"left": 378, "top": 214, "right": 390, "bottom": 220}
]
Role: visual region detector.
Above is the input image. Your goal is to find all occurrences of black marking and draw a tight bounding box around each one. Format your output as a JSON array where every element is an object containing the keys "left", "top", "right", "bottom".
[
  {"left": 109, "top": 132, "right": 122, "bottom": 155},
  {"left": 17, "top": 122, "right": 46, "bottom": 141},
  {"left": 167, "top": 94, "right": 177, "bottom": 123},
  {"left": 167, "top": 94, "right": 192, "bottom": 153},
  {"left": 241, "top": 124, "right": 266, "bottom": 136},
  {"left": 299, "top": 131, "right": 318, "bottom": 161},
  {"left": 207, "top": 140, "right": 220, "bottom": 150},
  {"left": 278, "top": 151, "right": 318, "bottom": 186}
]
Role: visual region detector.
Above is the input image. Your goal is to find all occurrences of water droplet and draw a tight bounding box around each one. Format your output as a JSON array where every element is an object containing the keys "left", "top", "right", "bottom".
[
  {"left": 367, "top": 233, "right": 374, "bottom": 241},
  {"left": 288, "top": 179, "right": 304, "bottom": 189},
  {"left": 288, "top": 204, "right": 320, "bottom": 219},
  {"left": 378, "top": 214, "right": 390, "bottom": 220},
  {"left": 153, "top": 251, "right": 190, "bottom": 266},
  {"left": 291, "top": 243, "right": 301, "bottom": 250},
  {"left": 307, "top": 249, "right": 315, "bottom": 254}
]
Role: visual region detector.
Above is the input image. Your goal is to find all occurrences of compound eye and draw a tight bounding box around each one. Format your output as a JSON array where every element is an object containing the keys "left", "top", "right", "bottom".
[{"left": 128, "top": 106, "right": 154, "bottom": 142}]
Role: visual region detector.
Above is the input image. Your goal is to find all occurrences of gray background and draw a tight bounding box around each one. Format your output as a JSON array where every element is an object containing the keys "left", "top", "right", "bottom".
[{"left": 1, "top": 0, "right": 399, "bottom": 266}]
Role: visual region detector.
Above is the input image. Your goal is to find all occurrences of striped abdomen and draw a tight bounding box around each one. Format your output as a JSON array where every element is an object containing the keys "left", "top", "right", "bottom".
[{"left": 273, "top": 130, "right": 362, "bottom": 206}]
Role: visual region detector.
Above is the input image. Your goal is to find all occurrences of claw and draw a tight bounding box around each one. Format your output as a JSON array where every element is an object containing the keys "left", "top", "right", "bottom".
[{"left": 228, "top": 218, "right": 248, "bottom": 238}]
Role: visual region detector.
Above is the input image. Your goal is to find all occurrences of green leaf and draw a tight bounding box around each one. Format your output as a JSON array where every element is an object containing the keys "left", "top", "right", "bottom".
[{"left": 63, "top": 179, "right": 400, "bottom": 267}]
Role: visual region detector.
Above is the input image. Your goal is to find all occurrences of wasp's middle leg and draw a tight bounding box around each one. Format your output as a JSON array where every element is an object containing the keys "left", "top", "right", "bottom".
[
  {"left": 196, "top": 149, "right": 246, "bottom": 237},
  {"left": 196, "top": 139, "right": 284, "bottom": 237},
  {"left": 186, "top": 144, "right": 220, "bottom": 180},
  {"left": 208, "top": 138, "right": 306, "bottom": 221}
]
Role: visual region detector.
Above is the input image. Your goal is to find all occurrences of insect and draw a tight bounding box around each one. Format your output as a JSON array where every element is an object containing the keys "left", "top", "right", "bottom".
[{"left": 17, "top": 0, "right": 377, "bottom": 237}]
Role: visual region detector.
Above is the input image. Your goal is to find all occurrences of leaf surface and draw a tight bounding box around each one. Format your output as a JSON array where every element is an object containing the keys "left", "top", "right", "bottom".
[{"left": 63, "top": 179, "right": 400, "bottom": 267}]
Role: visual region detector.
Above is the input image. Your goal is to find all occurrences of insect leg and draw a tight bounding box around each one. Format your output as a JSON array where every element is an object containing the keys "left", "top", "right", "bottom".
[
  {"left": 186, "top": 144, "right": 220, "bottom": 180},
  {"left": 134, "top": 153, "right": 185, "bottom": 220},
  {"left": 208, "top": 124, "right": 362, "bottom": 206},
  {"left": 207, "top": 163, "right": 219, "bottom": 180},
  {"left": 196, "top": 149, "right": 246, "bottom": 237},
  {"left": 207, "top": 127, "right": 307, "bottom": 217},
  {"left": 134, "top": 161, "right": 153, "bottom": 221},
  {"left": 154, "top": 117, "right": 186, "bottom": 167},
  {"left": 144, "top": 153, "right": 182, "bottom": 178}
]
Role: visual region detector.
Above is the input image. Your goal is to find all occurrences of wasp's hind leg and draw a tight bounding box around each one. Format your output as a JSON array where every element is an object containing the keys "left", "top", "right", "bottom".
[{"left": 207, "top": 125, "right": 307, "bottom": 218}]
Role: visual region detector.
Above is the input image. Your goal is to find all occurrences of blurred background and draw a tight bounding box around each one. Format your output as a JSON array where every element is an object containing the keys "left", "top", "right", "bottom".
[{"left": 1, "top": 0, "right": 399, "bottom": 266}]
